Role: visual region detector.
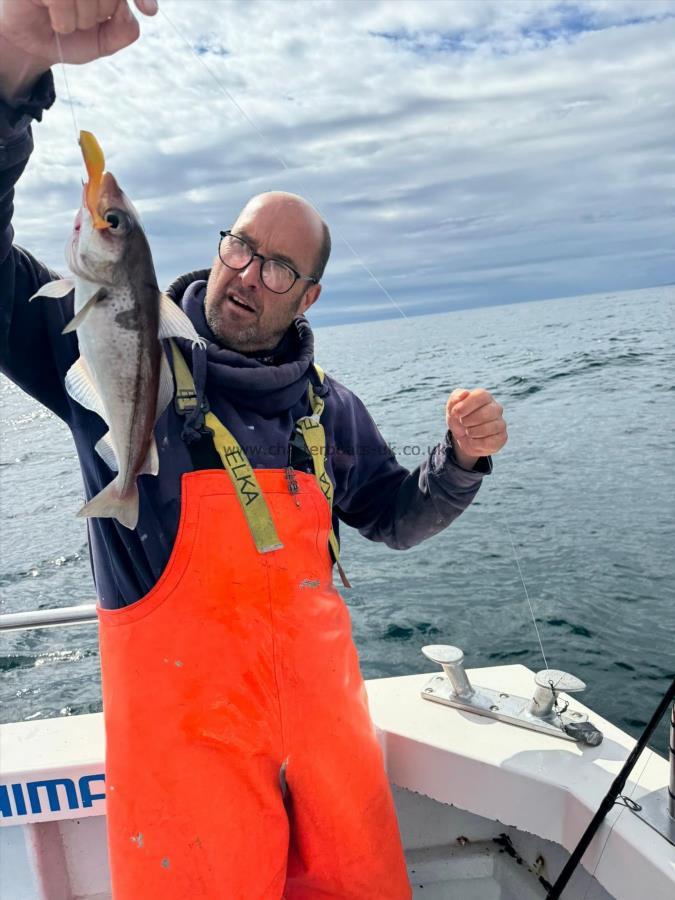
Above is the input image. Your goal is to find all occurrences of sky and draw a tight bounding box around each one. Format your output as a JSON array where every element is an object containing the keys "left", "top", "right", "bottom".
[{"left": 12, "top": 0, "right": 675, "bottom": 326}]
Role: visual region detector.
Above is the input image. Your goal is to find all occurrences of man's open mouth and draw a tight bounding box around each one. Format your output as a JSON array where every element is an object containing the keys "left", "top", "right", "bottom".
[{"left": 227, "top": 293, "right": 256, "bottom": 314}]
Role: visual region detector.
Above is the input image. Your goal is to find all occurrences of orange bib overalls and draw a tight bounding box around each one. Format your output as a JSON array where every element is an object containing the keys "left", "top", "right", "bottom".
[{"left": 97, "top": 348, "right": 412, "bottom": 899}]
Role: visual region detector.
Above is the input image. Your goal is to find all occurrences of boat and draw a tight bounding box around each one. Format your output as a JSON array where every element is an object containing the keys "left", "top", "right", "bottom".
[{"left": 1, "top": 605, "right": 673, "bottom": 899}]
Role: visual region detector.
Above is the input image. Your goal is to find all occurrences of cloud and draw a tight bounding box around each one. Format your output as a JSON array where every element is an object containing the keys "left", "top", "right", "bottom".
[{"left": 11, "top": 0, "right": 675, "bottom": 324}]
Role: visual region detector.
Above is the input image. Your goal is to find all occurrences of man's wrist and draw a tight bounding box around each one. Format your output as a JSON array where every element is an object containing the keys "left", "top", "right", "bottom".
[
  {"left": 452, "top": 445, "right": 478, "bottom": 471},
  {"left": 0, "top": 38, "right": 50, "bottom": 105},
  {"left": 443, "top": 431, "right": 492, "bottom": 475},
  {"left": 442, "top": 430, "right": 474, "bottom": 470}
]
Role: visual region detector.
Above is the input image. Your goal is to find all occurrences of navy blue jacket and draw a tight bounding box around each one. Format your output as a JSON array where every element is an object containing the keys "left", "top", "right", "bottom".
[{"left": 0, "top": 73, "right": 490, "bottom": 609}]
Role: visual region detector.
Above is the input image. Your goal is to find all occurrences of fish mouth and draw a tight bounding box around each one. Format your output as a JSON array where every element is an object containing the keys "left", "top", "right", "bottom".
[
  {"left": 79, "top": 130, "right": 111, "bottom": 231},
  {"left": 226, "top": 293, "right": 257, "bottom": 314}
]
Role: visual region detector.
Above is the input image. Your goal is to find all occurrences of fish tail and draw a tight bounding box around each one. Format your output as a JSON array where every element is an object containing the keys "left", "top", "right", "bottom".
[{"left": 77, "top": 479, "right": 139, "bottom": 530}]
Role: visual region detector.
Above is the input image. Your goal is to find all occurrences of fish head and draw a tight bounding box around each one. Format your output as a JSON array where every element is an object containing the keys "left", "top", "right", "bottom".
[{"left": 68, "top": 132, "right": 148, "bottom": 285}]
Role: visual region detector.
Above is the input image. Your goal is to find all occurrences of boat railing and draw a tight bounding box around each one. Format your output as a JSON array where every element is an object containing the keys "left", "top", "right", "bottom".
[{"left": 0, "top": 604, "right": 98, "bottom": 632}]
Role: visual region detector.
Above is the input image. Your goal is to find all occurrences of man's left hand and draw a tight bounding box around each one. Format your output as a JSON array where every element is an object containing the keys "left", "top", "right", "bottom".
[{"left": 446, "top": 388, "right": 507, "bottom": 470}]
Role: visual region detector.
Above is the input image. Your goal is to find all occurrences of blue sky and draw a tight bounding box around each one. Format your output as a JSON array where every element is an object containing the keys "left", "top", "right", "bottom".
[{"left": 13, "top": 0, "right": 675, "bottom": 326}]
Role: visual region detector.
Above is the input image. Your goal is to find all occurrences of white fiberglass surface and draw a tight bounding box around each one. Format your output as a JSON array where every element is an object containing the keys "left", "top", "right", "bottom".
[{"left": 394, "top": 787, "right": 615, "bottom": 900}]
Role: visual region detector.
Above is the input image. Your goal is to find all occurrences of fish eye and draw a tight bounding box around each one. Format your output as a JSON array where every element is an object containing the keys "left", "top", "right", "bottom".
[{"left": 105, "top": 210, "right": 127, "bottom": 231}]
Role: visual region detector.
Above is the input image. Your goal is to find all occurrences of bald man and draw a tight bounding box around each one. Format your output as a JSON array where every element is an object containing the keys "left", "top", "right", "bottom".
[
  {"left": 204, "top": 192, "right": 327, "bottom": 353},
  {"left": 0, "top": 3, "right": 507, "bottom": 898}
]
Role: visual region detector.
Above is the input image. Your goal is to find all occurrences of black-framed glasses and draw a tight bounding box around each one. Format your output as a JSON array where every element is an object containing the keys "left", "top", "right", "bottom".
[{"left": 218, "top": 230, "right": 319, "bottom": 295}]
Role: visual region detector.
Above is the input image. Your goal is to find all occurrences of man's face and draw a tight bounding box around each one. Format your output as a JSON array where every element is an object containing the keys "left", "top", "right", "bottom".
[{"left": 204, "top": 194, "right": 322, "bottom": 353}]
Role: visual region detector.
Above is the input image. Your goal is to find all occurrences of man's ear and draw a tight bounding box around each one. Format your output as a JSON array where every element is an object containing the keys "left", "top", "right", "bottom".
[{"left": 299, "top": 283, "right": 321, "bottom": 314}]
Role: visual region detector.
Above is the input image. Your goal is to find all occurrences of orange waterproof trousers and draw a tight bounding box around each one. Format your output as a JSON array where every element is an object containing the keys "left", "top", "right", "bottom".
[{"left": 97, "top": 470, "right": 412, "bottom": 899}]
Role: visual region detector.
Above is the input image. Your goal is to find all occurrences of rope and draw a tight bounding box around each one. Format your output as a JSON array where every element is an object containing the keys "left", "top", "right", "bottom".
[{"left": 54, "top": 33, "right": 80, "bottom": 142}]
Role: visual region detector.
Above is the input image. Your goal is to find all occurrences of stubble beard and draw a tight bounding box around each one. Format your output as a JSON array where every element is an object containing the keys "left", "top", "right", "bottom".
[
  {"left": 205, "top": 301, "right": 260, "bottom": 352},
  {"left": 203, "top": 277, "right": 263, "bottom": 352},
  {"left": 205, "top": 288, "right": 306, "bottom": 353}
]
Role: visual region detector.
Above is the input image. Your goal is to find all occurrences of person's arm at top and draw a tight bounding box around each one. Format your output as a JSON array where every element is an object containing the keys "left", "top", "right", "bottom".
[
  {"left": 0, "top": 0, "right": 157, "bottom": 416},
  {"left": 0, "top": 0, "right": 156, "bottom": 99},
  {"left": 331, "top": 382, "right": 507, "bottom": 550}
]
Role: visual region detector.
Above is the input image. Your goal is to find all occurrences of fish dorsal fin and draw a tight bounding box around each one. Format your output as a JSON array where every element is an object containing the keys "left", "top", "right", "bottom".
[
  {"left": 29, "top": 278, "right": 74, "bottom": 301},
  {"left": 65, "top": 357, "right": 106, "bottom": 422},
  {"left": 158, "top": 293, "right": 206, "bottom": 347},
  {"left": 94, "top": 431, "right": 119, "bottom": 472},
  {"left": 62, "top": 287, "right": 108, "bottom": 335}
]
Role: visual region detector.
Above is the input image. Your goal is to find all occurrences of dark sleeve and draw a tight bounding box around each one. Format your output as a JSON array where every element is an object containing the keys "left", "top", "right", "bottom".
[
  {"left": 0, "top": 71, "right": 76, "bottom": 420},
  {"left": 331, "top": 383, "right": 491, "bottom": 550}
]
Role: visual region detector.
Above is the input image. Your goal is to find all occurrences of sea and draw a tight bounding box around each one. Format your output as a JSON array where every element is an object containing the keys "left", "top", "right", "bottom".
[{"left": 1, "top": 285, "right": 674, "bottom": 755}]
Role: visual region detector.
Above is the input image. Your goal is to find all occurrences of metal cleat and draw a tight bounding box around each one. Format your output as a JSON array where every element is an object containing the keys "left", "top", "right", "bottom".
[{"left": 421, "top": 645, "right": 603, "bottom": 746}]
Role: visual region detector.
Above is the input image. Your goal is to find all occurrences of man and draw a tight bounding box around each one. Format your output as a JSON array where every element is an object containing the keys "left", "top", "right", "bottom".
[{"left": 0, "top": 2, "right": 508, "bottom": 897}]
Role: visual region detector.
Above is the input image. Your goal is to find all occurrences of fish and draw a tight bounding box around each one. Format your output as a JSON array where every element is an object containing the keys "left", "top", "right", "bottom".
[{"left": 30, "top": 131, "right": 205, "bottom": 530}]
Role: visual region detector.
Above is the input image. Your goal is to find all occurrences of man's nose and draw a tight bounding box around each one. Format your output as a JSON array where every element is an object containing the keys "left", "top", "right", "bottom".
[{"left": 237, "top": 256, "right": 262, "bottom": 289}]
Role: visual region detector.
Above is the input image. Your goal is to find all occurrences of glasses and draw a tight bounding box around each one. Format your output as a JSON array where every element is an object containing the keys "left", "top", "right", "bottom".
[{"left": 218, "top": 231, "right": 319, "bottom": 295}]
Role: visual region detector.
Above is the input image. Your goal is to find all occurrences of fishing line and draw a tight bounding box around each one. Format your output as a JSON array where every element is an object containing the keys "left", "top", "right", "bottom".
[
  {"left": 54, "top": 20, "right": 657, "bottom": 900},
  {"left": 576, "top": 747, "right": 655, "bottom": 900},
  {"left": 54, "top": 32, "right": 80, "bottom": 143},
  {"left": 156, "top": 4, "right": 409, "bottom": 320},
  {"left": 501, "top": 515, "right": 550, "bottom": 672},
  {"left": 155, "top": 3, "right": 558, "bottom": 670},
  {"left": 36, "top": 24, "right": 660, "bottom": 894},
  {"left": 51, "top": 3, "right": 551, "bottom": 671}
]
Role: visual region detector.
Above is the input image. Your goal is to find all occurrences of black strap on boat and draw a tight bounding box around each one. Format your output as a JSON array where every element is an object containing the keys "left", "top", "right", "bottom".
[{"left": 546, "top": 676, "right": 675, "bottom": 899}]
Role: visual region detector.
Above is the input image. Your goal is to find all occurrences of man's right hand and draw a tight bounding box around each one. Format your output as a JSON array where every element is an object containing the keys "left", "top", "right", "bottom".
[{"left": 0, "top": 0, "right": 158, "bottom": 101}]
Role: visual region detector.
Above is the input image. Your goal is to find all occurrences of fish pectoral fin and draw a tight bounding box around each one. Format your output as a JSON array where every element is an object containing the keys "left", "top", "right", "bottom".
[
  {"left": 65, "top": 357, "right": 106, "bottom": 420},
  {"left": 95, "top": 432, "right": 119, "bottom": 472},
  {"left": 78, "top": 479, "right": 139, "bottom": 530},
  {"left": 29, "top": 278, "right": 75, "bottom": 301},
  {"left": 156, "top": 351, "right": 174, "bottom": 423},
  {"left": 139, "top": 436, "right": 159, "bottom": 477},
  {"left": 158, "top": 293, "right": 207, "bottom": 348},
  {"left": 62, "top": 287, "right": 108, "bottom": 335}
]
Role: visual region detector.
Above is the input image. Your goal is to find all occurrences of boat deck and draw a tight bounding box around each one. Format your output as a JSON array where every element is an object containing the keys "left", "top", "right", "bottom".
[{"left": 1, "top": 664, "right": 672, "bottom": 899}]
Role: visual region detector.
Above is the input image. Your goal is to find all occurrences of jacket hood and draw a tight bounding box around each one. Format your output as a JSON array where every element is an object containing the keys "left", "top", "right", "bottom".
[{"left": 166, "top": 271, "right": 316, "bottom": 416}]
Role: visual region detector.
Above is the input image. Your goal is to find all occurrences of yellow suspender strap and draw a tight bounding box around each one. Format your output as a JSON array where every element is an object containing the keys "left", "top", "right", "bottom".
[
  {"left": 169, "top": 341, "right": 283, "bottom": 554},
  {"left": 203, "top": 411, "right": 283, "bottom": 553},
  {"left": 171, "top": 339, "right": 201, "bottom": 414},
  {"left": 296, "top": 366, "right": 351, "bottom": 588}
]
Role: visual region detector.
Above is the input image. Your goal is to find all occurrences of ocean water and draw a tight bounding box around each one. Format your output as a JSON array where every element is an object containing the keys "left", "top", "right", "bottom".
[{"left": 1, "top": 286, "right": 674, "bottom": 755}]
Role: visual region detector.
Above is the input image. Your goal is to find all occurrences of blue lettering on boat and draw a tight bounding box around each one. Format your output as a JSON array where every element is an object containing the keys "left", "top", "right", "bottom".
[{"left": 0, "top": 773, "right": 105, "bottom": 819}]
